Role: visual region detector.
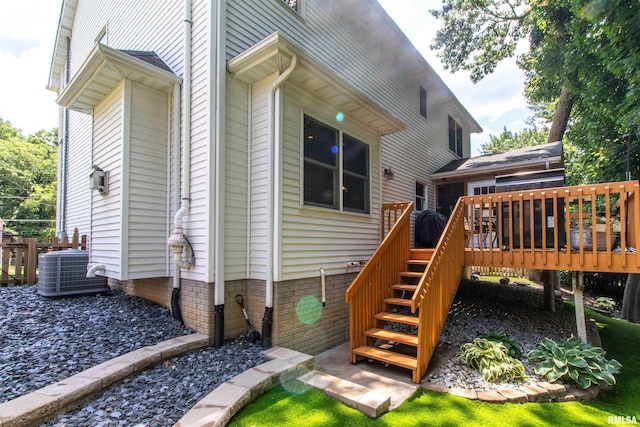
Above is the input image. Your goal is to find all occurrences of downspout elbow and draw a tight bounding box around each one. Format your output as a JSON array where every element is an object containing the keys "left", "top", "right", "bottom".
[{"left": 87, "top": 263, "right": 106, "bottom": 278}]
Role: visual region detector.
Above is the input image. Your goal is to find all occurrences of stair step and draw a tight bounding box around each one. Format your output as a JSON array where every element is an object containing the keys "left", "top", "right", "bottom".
[
  {"left": 353, "top": 345, "right": 418, "bottom": 371},
  {"left": 364, "top": 328, "right": 418, "bottom": 347},
  {"left": 375, "top": 312, "right": 419, "bottom": 326},
  {"left": 384, "top": 297, "right": 412, "bottom": 307},
  {"left": 410, "top": 249, "right": 434, "bottom": 260},
  {"left": 399, "top": 271, "right": 423, "bottom": 278},
  {"left": 298, "top": 370, "right": 390, "bottom": 417},
  {"left": 408, "top": 259, "right": 430, "bottom": 266},
  {"left": 391, "top": 283, "right": 417, "bottom": 292}
]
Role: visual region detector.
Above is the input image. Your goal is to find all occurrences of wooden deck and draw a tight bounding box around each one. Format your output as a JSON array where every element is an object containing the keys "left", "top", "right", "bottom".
[{"left": 346, "top": 180, "right": 640, "bottom": 384}]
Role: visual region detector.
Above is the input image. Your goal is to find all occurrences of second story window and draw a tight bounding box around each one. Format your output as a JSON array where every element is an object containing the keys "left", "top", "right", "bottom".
[
  {"left": 448, "top": 115, "right": 463, "bottom": 157},
  {"left": 280, "top": 0, "right": 299, "bottom": 12},
  {"left": 419, "top": 86, "right": 427, "bottom": 119}
]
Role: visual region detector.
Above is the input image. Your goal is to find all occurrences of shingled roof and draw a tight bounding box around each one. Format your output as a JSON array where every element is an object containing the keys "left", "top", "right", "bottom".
[
  {"left": 432, "top": 141, "right": 563, "bottom": 178},
  {"left": 118, "top": 50, "right": 174, "bottom": 74}
]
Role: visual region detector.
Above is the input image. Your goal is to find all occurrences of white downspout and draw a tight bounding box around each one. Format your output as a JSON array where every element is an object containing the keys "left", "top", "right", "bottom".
[
  {"left": 212, "top": 0, "right": 227, "bottom": 348},
  {"left": 263, "top": 54, "right": 297, "bottom": 348},
  {"left": 172, "top": 83, "right": 182, "bottom": 289},
  {"left": 168, "top": 0, "right": 194, "bottom": 270}
]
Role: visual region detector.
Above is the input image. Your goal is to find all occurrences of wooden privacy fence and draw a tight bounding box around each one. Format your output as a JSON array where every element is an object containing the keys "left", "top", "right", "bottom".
[{"left": 1, "top": 228, "right": 86, "bottom": 286}]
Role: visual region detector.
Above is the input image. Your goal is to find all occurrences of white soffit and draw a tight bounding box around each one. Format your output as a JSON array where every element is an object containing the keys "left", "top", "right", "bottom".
[
  {"left": 227, "top": 32, "right": 405, "bottom": 135},
  {"left": 56, "top": 43, "right": 181, "bottom": 113}
]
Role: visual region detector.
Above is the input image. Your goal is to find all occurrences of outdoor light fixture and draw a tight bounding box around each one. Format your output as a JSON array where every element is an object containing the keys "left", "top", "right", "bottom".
[{"left": 383, "top": 167, "right": 395, "bottom": 180}]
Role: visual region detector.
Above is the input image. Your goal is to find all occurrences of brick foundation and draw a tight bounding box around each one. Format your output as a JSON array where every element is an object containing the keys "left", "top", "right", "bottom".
[
  {"left": 272, "top": 272, "right": 356, "bottom": 355},
  {"left": 116, "top": 272, "right": 356, "bottom": 355}
]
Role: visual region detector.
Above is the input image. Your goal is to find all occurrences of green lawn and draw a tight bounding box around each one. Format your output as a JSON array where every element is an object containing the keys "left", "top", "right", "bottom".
[{"left": 229, "top": 305, "right": 640, "bottom": 427}]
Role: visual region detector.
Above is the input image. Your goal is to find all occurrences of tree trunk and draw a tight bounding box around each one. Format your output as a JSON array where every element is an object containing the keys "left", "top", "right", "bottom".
[
  {"left": 547, "top": 86, "right": 574, "bottom": 143},
  {"left": 622, "top": 273, "right": 640, "bottom": 323}
]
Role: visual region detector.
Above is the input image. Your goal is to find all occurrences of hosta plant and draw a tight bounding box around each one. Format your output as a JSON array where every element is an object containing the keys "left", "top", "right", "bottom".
[
  {"left": 592, "top": 297, "right": 616, "bottom": 313},
  {"left": 457, "top": 338, "right": 527, "bottom": 382},
  {"left": 527, "top": 337, "right": 622, "bottom": 389},
  {"left": 476, "top": 330, "right": 523, "bottom": 359}
]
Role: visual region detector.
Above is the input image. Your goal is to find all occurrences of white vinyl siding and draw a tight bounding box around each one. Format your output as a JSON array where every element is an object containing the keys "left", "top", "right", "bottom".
[
  {"left": 90, "top": 82, "right": 124, "bottom": 278},
  {"left": 65, "top": 0, "right": 211, "bottom": 282},
  {"left": 248, "top": 77, "right": 272, "bottom": 280},
  {"left": 226, "top": 0, "right": 472, "bottom": 217},
  {"left": 224, "top": 75, "right": 249, "bottom": 280},
  {"left": 127, "top": 82, "right": 170, "bottom": 279},
  {"left": 63, "top": 111, "right": 92, "bottom": 235},
  {"left": 279, "top": 83, "right": 381, "bottom": 280}
]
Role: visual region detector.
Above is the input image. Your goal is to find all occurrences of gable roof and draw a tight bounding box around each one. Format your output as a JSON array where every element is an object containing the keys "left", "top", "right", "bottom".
[{"left": 432, "top": 141, "right": 563, "bottom": 179}]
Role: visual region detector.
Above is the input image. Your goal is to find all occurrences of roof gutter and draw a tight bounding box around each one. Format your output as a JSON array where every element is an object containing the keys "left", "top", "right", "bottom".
[{"left": 432, "top": 156, "right": 563, "bottom": 181}]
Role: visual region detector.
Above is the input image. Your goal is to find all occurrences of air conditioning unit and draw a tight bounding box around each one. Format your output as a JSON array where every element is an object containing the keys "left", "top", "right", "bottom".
[{"left": 38, "top": 250, "right": 109, "bottom": 297}]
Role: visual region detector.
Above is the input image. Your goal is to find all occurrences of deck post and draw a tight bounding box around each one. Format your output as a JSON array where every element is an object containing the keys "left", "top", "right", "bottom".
[
  {"left": 542, "top": 270, "right": 555, "bottom": 312},
  {"left": 572, "top": 271, "right": 588, "bottom": 343}
]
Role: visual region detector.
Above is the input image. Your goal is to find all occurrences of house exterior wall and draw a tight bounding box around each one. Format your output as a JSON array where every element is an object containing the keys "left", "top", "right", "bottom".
[
  {"left": 279, "top": 83, "right": 382, "bottom": 280},
  {"left": 90, "top": 82, "right": 124, "bottom": 277},
  {"left": 62, "top": 111, "right": 92, "bottom": 236},
  {"left": 59, "top": 0, "right": 213, "bottom": 283},
  {"left": 224, "top": 74, "right": 250, "bottom": 281},
  {"left": 127, "top": 82, "right": 170, "bottom": 279}
]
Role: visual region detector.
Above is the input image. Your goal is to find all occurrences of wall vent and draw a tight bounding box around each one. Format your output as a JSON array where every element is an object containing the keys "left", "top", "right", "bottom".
[{"left": 38, "top": 250, "right": 109, "bottom": 297}]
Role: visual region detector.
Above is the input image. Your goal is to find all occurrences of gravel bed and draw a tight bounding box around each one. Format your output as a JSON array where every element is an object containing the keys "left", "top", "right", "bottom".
[
  {"left": 427, "top": 280, "right": 578, "bottom": 391},
  {"left": 42, "top": 341, "right": 266, "bottom": 427},
  {"left": 0, "top": 286, "right": 191, "bottom": 403},
  {"left": 1, "top": 285, "right": 267, "bottom": 426}
]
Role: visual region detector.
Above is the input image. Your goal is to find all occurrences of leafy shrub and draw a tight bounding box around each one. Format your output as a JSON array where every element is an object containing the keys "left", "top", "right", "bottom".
[
  {"left": 457, "top": 338, "right": 528, "bottom": 382},
  {"left": 527, "top": 337, "right": 622, "bottom": 389},
  {"left": 591, "top": 297, "right": 616, "bottom": 312},
  {"left": 476, "top": 330, "right": 523, "bottom": 359}
]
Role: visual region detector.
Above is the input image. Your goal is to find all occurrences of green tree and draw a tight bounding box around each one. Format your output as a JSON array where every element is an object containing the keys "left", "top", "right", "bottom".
[
  {"left": 0, "top": 118, "right": 58, "bottom": 238},
  {"left": 480, "top": 125, "right": 547, "bottom": 155},
  {"left": 430, "top": 0, "right": 640, "bottom": 182}
]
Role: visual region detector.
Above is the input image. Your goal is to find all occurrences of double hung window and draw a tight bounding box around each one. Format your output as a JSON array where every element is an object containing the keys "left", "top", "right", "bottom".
[{"left": 303, "top": 116, "right": 369, "bottom": 214}]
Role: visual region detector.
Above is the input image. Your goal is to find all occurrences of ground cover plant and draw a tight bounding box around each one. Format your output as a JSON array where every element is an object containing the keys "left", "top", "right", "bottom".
[
  {"left": 229, "top": 304, "right": 640, "bottom": 427},
  {"left": 476, "top": 330, "right": 523, "bottom": 359},
  {"left": 527, "top": 337, "right": 621, "bottom": 389},
  {"left": 456, "top": 337, "right": 527, "bottom": 382}
]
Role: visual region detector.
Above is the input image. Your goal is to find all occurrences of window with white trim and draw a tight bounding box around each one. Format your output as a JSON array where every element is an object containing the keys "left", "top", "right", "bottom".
[
  {"left": 415, "top": 182, "right": 426, "bottom": 211},
  {"left": 303, "top": 115, "right": 370, "bottom": 214},
  {"left": 279, "top": 0, "right": 300, "bottom": 12},
  {"left": 448, "top": 115, "right": 463, "bottom": 157}
]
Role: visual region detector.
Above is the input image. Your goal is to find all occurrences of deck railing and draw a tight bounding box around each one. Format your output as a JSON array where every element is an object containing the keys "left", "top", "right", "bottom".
[
  {"left": 463, "top": 181, "right": 640, "bottom": 273},
  {"left": 345, "top": 202, "right": 413, "bottom": 362},
  {"left": 410, "top": 198, "right": 466, "bottom": 383}
]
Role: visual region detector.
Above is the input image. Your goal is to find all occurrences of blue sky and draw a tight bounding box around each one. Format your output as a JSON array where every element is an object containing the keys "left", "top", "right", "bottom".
[{"left": 0, "top": 0, "right": 532, "bottom": 156}]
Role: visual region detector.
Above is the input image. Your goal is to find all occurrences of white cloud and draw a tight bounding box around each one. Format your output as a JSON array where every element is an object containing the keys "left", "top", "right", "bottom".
[{"left": 0, "top": 0, "right": 60, "bottom": 135}]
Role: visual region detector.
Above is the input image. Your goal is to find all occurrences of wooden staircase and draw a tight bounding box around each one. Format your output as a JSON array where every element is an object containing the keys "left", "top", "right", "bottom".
[
  {"left": 352, "top": 249, "right": 433, "bottom": 376},
  {"left": 347, "top": 201, "right": 467, "bottom": 384}
]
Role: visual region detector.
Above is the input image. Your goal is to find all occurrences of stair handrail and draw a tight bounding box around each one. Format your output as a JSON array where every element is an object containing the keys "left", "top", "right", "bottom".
[
  {"left": 346, "top": 202, "right": 414, "bottom": 301},
  {"left": 410, "top": 198, "right": 465, "bottom": 312},
  {"left": 409, "top": 198, "right": 466, "bottom": 383}
]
